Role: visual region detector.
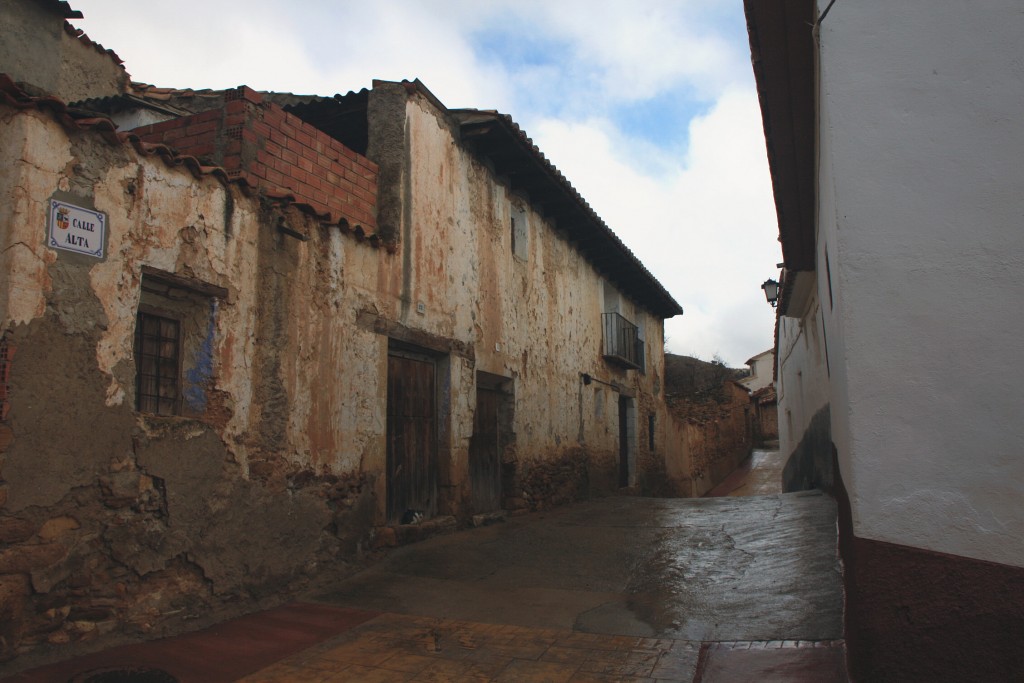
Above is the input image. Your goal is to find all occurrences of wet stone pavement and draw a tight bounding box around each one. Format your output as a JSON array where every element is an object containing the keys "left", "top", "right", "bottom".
[
  {"left": 317, "top": 493, "right": 842, "bottom": 644},
  {"left": 704, "top": 448, "right": 786, "bottom": 499},
  {"left": 7, "top": 458, "right": 847, "bottom": 682}
]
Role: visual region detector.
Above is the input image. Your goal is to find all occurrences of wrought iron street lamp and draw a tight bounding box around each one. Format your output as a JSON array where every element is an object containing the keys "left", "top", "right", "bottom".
[{"left": 761, "top": 278, "right": 780, "bottom": 308}]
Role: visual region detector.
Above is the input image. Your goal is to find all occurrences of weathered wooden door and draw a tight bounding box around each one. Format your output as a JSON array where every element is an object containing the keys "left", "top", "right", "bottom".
[
  {"left": 469, "top": 386, "right": 502, "bottom": 513},
  {"left": 619, "top": 395, "right": 630, "bottom": 487},
  {"left": 386, "top": 351, "right": 437, "bottom": 523}
]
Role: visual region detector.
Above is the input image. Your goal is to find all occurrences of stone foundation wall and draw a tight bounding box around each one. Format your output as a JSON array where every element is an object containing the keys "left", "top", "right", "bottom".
[
  {"left": 0, "top": 313, "right": 379, "bottom": 668},
  {"left": 665, "top": 381, "right": 754, "bottom": 497},
  {"left": 505, "top": 447, "right": 597, "bottom": 512}
]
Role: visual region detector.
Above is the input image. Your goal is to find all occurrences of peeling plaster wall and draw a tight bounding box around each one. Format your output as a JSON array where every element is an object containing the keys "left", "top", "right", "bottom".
[
  {"left": 0, "top": 111, "right": 66, "bottom": 328},
  {"left": 0, "top": 78, "right": 678, "bottom": 668},
  {"left": 378, "top": 86, "right": 670, "bottom": 512},
  {"left": 246, "top": 211, "right": 387, "bottom": 480},
  {"left": 0, "top": 109, "right": 377, "bottom": 667}
]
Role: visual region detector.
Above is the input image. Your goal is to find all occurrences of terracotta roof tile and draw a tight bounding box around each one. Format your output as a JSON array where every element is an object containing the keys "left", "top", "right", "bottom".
[
  {"left": 1, "top": 74, "right": 383, "bottom": 246},
  {"left": 751, "top": 385, "right": 777, "bottom": 404},
  {"left": 39, "top": 0, "right": 82, "bottom": 19},
  {"left": 63, "top": 21, "right": 125, "bottom": 69},
  {"left": 128, "top": 82, "right": 230, "bottom": 104}
]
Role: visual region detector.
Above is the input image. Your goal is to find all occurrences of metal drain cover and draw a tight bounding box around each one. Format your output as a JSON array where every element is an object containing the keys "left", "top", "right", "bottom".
[{"left": 68, "top": 667, "right": 178, "bottom": 683}]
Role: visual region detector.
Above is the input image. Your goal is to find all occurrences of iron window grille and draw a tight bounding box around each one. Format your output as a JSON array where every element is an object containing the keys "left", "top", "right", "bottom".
[
  {"left": 135, "top": 310, "right": 181, "bottom": 415},
  {"left": 602, "top": 312, "right": 645, "bottom": 370}
]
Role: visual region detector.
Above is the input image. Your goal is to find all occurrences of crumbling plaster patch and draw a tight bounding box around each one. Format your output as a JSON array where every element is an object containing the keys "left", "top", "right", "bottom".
[
  {"left": 70, "top": 155, "right": 263, "bottom": 479},
  {"left": 5, "top": 314, "right": 136, "bottom": 511},
  {"left": 0, "top": 113, "right": 69, "bottom": 328}
]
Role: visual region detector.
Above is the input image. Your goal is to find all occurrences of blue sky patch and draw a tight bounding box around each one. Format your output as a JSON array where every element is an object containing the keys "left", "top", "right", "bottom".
[{"left": 609, "top": 91, "right": 708, "bottom": 152}]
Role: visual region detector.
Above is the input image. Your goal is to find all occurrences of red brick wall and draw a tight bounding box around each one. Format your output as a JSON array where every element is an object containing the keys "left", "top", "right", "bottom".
[
  {"left": 132, "top": 108, "right": 221, "bottom": 161},
  {"left": 133, "top": 87, "right": 378, "bottom": 234}
]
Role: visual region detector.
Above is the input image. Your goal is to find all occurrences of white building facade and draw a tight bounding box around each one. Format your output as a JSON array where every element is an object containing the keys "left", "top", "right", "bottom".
[
  {"left": 738, "top": 348, "right": 774, "bottom": 393},
  {"left": 745, "top": 1, "right": 1024, "bottom": 679}
]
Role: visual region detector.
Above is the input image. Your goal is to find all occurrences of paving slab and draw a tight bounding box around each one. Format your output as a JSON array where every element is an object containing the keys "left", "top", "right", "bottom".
[
  {"left": 1, "top": 604, "right": 379, "bottom": 683},
  {"left": 236, "top": 612, "right": 703, "bottom": 683},
  {"left": 696, "top": 641, "right": 849, "bottom": 682}
]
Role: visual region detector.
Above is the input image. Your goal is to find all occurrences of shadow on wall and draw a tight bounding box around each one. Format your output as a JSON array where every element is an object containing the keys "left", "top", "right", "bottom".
[{"left": 782, "top": 404, "right": 833, "bottom": 493}]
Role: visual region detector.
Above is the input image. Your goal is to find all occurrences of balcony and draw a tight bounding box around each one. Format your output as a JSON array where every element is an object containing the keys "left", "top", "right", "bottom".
[{"left": 602, "top": 312, "right": 645, "bottom": 371}]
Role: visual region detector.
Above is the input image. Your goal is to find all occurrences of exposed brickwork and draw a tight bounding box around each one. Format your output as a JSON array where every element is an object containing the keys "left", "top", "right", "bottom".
[{"left": 133, "top": 86, "right": 378, "bottom": 235}]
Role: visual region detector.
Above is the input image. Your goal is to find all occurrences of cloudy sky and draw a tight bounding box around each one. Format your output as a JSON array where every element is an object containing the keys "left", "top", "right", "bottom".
[{"left": 70, "top": 0, "right": 780, "bottom": 367}]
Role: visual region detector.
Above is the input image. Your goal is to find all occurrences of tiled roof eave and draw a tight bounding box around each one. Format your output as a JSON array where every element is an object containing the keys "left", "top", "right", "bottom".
[
  {"left": 62, "top": 21, "right": 124, "bottom": 68},
  {"left": 744, "top": 0, "right": 816, "bottom": 272},
  {"left": 36, "top": 0, "right": 82, "bottom": 19},
  {"left": 0, "top": 74, "right": 387, "bottom": 249},
  {"left": 454, "top": 110, "right": 683, "bottom": 319}
]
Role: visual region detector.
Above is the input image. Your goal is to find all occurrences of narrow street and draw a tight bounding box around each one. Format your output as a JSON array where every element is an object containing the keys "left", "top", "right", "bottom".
[
  {"left": 704, "top": 448, "right": 786, "bottom": 498},
  {"left": 6, "top": 451, "right": 847, "bottom": 682}
]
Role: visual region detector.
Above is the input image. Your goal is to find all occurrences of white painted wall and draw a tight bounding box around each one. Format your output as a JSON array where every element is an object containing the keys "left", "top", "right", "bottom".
[
  {"left": 817, "top": 0, "right": 1024, "bottom": 567},
  {"left": 776, "top": 291, "right": 829, "bottom": 460},
  {"left": 740, "top": 349, "right": 774, "bottom": 393}
]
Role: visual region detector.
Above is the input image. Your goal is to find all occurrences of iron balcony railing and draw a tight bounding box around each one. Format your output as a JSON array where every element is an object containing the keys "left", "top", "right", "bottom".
[{"left": 602, "top": 312, "right": 645, "bottom": 371}]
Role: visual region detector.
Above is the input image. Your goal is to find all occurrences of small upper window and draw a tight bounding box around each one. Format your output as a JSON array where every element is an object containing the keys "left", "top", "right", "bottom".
[
  {"left": 603, "top": 281, "right": 620, "bottom": 314},
  {"left": 511, "top": 204, "right": 528, "bottom": 261}
]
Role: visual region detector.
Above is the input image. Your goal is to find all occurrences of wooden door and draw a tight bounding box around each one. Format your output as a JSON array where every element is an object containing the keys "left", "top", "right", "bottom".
[
  {"left": 619, "top": 395, "right": 630, "bottom": 487},
  {"left": 386, "top": 351, "right": 437, "bottom": 523},
  {"left": 469, "top": 386, "right": 502, "bottom": 513}
]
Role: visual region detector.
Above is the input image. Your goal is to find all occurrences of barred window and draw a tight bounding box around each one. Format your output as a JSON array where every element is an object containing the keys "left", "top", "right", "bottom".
[{"left": 135, "top": 309, "right": 181, "bottom": 415}]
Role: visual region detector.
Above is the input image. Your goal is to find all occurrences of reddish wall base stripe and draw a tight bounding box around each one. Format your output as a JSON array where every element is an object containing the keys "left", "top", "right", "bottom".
[
  {"left": 846, "top": 536, "right": 1024, "bottom": 682},
  {"left": 827, "top": 449, "right": 1024, "bottom": 682}
]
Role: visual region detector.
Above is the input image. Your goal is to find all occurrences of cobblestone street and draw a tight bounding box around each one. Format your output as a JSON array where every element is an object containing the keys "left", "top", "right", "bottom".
[{"left": 6, "top": 454, "right": 847, "bottom": 682}]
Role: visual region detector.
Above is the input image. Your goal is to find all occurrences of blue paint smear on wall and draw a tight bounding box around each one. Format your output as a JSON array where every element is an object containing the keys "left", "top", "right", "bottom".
[{"left": 183, "top": 299, "right": 217, "bottom": 412}]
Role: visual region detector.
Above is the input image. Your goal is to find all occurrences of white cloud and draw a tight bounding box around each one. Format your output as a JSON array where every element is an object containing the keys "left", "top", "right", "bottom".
[
  {"left": 530, "top": 87, "right": 780, "bottom": 365},
  {"left": 74, "top": 0, "right": 508, "bottom": 106},
  {"left": 526, "top": 0, "right": 747, "bottom": 102}
]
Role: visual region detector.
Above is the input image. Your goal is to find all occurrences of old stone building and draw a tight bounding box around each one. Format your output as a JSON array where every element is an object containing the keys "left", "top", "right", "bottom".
[
  {"left": 0, "top": 0, "right": 691, "bottom": 666},
  {"left": 662, "top": 354, "right": 754, "bottom": 497}
]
